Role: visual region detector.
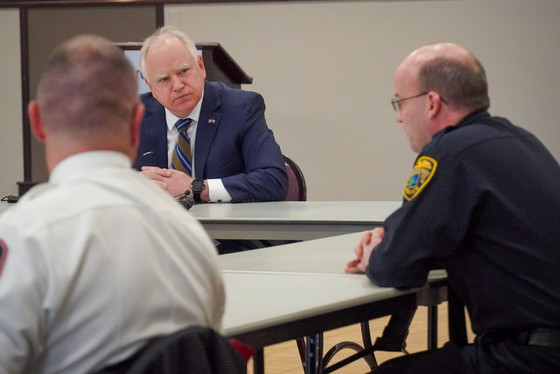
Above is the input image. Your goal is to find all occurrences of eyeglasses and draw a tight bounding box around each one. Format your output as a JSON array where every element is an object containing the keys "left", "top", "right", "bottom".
[
  {"left": 391, "top": 91, "right": 449, "bottom": 112},
  {"left": 391, "top": 92, "right": 428, "bottom": 112}
]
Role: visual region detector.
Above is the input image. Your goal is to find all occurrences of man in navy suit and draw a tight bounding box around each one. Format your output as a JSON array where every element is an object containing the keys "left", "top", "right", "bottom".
[{"left": 135, "top": 26, "right": 288, "bottom": 205}]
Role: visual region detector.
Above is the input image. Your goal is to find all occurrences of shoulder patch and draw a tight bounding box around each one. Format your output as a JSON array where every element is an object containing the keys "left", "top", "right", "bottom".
[
  {"left": 0, "top": 239, "right": 7, "bottom": 279},
  {"left": 403, "top": 156, "right": 438, "bottom": 201}
]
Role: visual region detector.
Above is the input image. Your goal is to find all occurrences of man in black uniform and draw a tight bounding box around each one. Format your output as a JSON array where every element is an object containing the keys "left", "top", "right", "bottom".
[{"left": 346, "top": 43, "right": 560, "bottom": 373}]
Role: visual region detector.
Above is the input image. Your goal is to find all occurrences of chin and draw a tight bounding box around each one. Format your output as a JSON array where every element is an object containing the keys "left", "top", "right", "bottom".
[
  {"left": 172, "top": 99, "right": 196, "bottom": 114},
  {"left": 172, "top": 106, "right": 195, "bottom": 118}
]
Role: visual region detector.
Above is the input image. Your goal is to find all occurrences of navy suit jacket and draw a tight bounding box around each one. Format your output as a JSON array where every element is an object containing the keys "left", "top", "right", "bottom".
[{"left": 134, "top": 81, "right": 288, "bottom": 203}]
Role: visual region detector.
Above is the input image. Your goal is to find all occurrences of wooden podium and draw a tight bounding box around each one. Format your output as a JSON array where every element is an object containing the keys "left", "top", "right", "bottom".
[
  {"left": 17, "top": 42, "right": 252, "bottom": 196},
  {"left": 197, "top": 43, "right": 252, "bottom": 88}
]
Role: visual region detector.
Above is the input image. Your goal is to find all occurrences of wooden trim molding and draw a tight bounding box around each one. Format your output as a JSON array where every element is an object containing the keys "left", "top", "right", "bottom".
[
  {"left": 2, "top": 0, "right": 334, "bottom": 8},
  {"left": 17, "top": 7, "right": 34, "bottom": 195}
]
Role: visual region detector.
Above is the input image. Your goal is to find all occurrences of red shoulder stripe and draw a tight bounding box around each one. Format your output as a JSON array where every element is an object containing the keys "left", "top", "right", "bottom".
[{"left": 0, "top": 239, "right": 8, "bottom": 278}]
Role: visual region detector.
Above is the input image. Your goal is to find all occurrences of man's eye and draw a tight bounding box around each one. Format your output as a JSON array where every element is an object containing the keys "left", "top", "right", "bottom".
[{"left": 180, "top": 69, "right": 189, "bottom": 75}]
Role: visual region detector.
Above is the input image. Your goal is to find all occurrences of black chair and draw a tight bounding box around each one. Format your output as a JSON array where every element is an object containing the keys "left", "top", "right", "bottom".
[
  {"left": 96, "top": 326, "right": 246, "bottom": 374},
  {"left": 215, "top": 155, "right": 307, "bottom": 254},
  {"left": 283, "top": 153, "right": 413, "bottom": 373},
  {"left": 283, "top": 155, "right": 307, "bottom": 201},
  {"left": 282, "top": 155, "right": 380, "bottom": 372},
  {"left": 258, "top": 155, "right": 307, "bottom": 250},
  {"left": 283, "top": 156, "right": 376, "bottom": 371}
]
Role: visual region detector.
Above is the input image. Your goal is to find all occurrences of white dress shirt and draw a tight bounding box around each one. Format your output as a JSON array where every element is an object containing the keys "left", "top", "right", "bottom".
[{"left": 0, "top": 151, "right": 225, "bottom": 374}]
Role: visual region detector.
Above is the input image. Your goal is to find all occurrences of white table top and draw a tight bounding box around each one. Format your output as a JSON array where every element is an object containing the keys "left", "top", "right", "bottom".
[
  {"left": 220, "top": 231, "right": 446, "bottom": 278},
  {"left": 219, "top": 232, "right": 362, "bottom": 275},
  {"left": 222, "top": 271, "right": 411, "bottom": 338},
  {"left": 2, "top": 200, "right": 401, "bottom": 240},
  {"left": 1, "top": 199, "right": 446, "bottom": 356},
  {"left": 191, "top": 201, "right": 401, "bottom": 223},
  {"left": 220, "top": 232, "right": 447, "bottom": 342},
  {"left": 190, "top": 201, "right": 402, "bottom": 240}
]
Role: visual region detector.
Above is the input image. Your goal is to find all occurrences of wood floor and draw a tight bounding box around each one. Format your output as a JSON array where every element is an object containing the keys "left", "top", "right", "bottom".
[{"left": 246, "top": 303, "right": 475, "bottom": 373}]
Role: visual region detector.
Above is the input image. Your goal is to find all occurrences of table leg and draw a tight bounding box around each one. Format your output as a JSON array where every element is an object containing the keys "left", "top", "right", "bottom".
[
  {"left": 305, "top": 333, "right": 324, "bottom": 374},
  {"left": 448, "top": 286, "right": 468, "bottom": 347},
  {"left": 253, "top": 347, "right": 265, "bottom": 374},
  {"left": 427, "top": 305, "right": 438, "bottom": 349}
]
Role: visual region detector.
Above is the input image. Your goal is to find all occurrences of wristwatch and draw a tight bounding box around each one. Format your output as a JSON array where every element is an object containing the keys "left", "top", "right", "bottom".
[{"left": 191, "top": 179, "right": 205, "bottom": 203}]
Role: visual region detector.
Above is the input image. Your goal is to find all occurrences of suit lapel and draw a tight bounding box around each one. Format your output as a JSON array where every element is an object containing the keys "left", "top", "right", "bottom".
[
  {"left": 194, "top": 82, "right": 222, "bottom": 178},
  {"left": 135, "top": 94, "right": 169, "bottom": 169}
]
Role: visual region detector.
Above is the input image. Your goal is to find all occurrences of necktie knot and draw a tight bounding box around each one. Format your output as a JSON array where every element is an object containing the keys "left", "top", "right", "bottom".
[{"left": 175, "top": 118, "right": 192, "bottom": 132}]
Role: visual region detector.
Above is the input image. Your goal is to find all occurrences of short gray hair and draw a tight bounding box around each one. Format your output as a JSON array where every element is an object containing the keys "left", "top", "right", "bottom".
[
  {"left": 139, "top": 26, "right": 199, "bottom": 81},
  {"left": 36, "top": 34, "right": 138, "bottom": 133}
]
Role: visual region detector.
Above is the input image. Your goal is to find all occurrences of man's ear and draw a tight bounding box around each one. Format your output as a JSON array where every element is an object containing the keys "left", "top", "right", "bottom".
[
  {"left": 198, "top": 55, "right": 207, "bottom": 79},
  {"left": 28, "top": 101, "right": 46, "bottom": 142},
  {"left": 126, "top": 103, "right": 144, "bottom": 162},
  {"left": 130, "top": 103, "right": 145, "bottom": 147},
  {"left": 427, "top": 91, "right": 443, "bottom": 119},
  {"left": 144, "top": 78, "right": 152, "bottom": 92}
]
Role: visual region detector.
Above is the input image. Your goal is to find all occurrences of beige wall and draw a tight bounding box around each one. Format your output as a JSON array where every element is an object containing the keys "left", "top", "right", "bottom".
[
  {"left": 0, "top": 9, "right": 22, "bottom": 197},
  {"left": 27, "top": 6, "right": 157, "bottom": 183},
  {"left": 166, "top": 0, "right": 560, "bottom": 201},
  {"left": 1, "top": 1, "right": 559, "bottom": 201}
]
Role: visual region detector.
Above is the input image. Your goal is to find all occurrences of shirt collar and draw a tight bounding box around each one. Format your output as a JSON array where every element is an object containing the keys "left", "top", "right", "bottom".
[{"left": 50, "top": 151, "right": 131, "bottom": 184}]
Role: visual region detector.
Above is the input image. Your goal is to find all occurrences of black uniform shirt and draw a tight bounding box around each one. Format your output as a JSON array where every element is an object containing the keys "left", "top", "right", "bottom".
[{"left": 367, "top": 110, "right": 560, "bottom": 335}]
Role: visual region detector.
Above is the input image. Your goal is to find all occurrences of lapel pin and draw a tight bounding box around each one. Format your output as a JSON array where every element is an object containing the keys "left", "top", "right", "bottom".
[{"left": 208, "top": 118, "right": 216, "bottom": 125}]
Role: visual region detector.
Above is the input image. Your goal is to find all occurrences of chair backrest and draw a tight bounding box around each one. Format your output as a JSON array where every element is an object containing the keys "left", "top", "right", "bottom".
[
  {"left": 96, "top": 326, "right": 246, "bottom": 374},
  {"left": 283, "top": 155, "right": 307, "bottom": 201}
]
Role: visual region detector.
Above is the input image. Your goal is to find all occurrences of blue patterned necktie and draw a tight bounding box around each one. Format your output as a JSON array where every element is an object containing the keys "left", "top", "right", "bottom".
[{"left": 172, "top": 118, "right": 193, "bottom": 175}]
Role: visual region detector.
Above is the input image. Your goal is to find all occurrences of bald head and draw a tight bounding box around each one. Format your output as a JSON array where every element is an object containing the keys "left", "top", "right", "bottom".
[
  {"left": 29, "top": 35, "right": 144, "bottom": 172},
  {"left": 398, "top": 42, "right": 490, "bottom": 112},
  {"left": 405, "top": 43, "right": 475, "bottom": 67},
  {"left": 393, "top": 43, "right": 491, "bottom": 153}
]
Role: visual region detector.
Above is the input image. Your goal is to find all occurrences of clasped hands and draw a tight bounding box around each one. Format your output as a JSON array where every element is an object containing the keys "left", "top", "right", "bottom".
[
  {"left": 140, "top": 166, "right": 193, "bottom": 198},
  {"left": 344, "top": 227, "right": 385, "bottom": 274}
]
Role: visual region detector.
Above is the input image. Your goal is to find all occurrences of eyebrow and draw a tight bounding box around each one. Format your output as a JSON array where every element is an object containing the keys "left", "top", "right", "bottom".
[
  {"left": 154, "top": 72, "right": 169, "bottom": 81},
  {"left": 175, "top": 63, "right": 191, "bottom": 73},
  {"left": 153, "top": 63, "right": 192, "bottom": 81}
]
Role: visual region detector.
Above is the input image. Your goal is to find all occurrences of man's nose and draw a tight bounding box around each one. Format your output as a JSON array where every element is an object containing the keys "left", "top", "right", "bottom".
[{"left": 171, "top": 75, "right": 184, "bottom": 91}]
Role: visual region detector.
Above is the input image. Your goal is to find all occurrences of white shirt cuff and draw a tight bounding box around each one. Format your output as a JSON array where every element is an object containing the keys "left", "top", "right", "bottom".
[{"left": 207, "top": 179, "right": 232, "bottom": 203}]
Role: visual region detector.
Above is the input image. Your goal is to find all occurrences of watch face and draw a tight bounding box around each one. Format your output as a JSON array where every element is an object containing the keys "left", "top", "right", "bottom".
[{"left": 191, "top": 179, "right": 205, "bottom": 192}]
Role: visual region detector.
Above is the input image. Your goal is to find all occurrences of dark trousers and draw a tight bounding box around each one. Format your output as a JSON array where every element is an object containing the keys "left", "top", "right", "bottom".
[
  {"left": 216, "top": 239, "right": 265, "bottom": 254},
  {"left": 373, "top": 335, "right": 560, "bottom": 374},
  {"left": 216, "top": 239, "right": 297, "bottom": 254},
  {"left": 372, "top": 342, "right": 470, "bottom": 374}
]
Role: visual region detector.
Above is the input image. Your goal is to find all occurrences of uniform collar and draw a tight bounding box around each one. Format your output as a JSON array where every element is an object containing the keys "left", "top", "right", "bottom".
[
  {"left": 455, "top": 110, "right": 491, "bottom": 128},
  {"left": 435, "top": 110, "right": 490, "bottom": 138}
]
